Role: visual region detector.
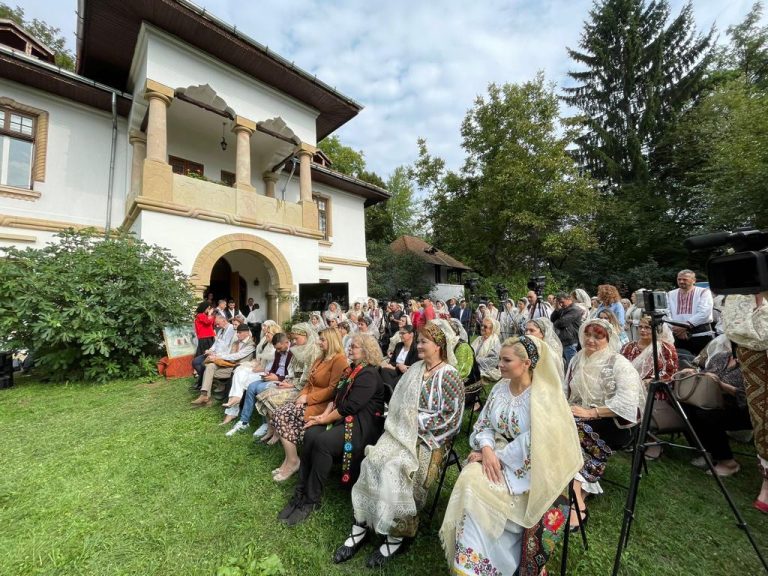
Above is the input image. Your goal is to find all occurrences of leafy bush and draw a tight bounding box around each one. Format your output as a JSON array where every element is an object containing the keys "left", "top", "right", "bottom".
[{"left": 0, "top": 228, "right": 196, "bottom": 382}]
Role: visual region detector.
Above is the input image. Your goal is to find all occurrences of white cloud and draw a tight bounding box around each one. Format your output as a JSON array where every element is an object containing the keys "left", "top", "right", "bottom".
[{"left": 16, "top": 0, "right": 768, "bottom": 178}]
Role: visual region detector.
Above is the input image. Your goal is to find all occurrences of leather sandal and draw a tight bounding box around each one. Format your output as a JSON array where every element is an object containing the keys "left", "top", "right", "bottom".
[
  {"left": 273, "top": 464, "right": 299, "bottom": 482},
  {"left": 333, "top": 527, "right": 369, "bottom": 564}
]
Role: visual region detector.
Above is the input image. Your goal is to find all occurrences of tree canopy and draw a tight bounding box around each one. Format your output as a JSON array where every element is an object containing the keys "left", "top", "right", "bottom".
[
  {"left": 0, "top": 3, "right": 75, "bottom": 70},
  {"left": 414, "top": 74, "right": 598, "bottom": 278}
]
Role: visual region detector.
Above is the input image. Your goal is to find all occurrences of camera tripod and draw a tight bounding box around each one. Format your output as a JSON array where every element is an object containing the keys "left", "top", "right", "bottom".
[{"left": 611, "top": 313, "right": 768, "bottom": 575}]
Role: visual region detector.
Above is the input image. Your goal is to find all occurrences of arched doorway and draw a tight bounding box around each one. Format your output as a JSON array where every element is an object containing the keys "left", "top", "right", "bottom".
[{"left": 190, "top": 234, "right": 295, "bottom": 323}]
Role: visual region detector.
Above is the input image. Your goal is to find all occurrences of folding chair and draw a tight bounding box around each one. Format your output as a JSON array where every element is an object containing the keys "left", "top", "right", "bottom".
[{"left": 425, "top": 436, "right": 463, "bottom": 526}]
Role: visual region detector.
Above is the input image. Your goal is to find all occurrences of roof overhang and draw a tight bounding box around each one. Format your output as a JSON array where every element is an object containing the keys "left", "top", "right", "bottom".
[
  {"left": 310, "top": 163, "right": 390, "bottom": 207},
  {"left": 0, "top": 46, "right": 132, "bottom": 116},
  {"left": 76, "top": 0, "right": 362, "bottom": 140}
]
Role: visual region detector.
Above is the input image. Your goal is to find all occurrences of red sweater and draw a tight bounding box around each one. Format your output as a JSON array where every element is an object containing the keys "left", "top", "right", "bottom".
[{"left": 194, "top": 313, "right": 215, "bottom": 339}]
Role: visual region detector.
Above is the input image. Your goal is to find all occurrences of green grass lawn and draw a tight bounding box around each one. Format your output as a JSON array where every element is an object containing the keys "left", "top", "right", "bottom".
[{"left": 1, "top": 375, "right": 766, "bottom": 576}]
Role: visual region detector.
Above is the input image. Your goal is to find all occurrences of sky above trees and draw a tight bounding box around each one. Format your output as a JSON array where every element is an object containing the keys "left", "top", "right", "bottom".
[{"left": 14, "top": 0, "right": 765, "bottom": 178}]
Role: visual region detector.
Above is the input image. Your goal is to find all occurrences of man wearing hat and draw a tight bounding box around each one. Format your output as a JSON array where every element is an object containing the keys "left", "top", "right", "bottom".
[{"left": 192, "top": 324, "right": 256, "bottom": 407}]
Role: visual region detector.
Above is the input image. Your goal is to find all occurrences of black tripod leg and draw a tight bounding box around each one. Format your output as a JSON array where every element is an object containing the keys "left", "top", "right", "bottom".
[{"left": 561, "top": 487, "right": 573, "bottom": 576}]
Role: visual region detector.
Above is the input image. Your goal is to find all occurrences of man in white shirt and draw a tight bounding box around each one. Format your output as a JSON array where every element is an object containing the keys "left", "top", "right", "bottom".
[
  {"left": 666, "top": 269, "right": 714, "bottom": 355},
  {"left": 526, "top": 290, "right": 552, "bottom": 320}
]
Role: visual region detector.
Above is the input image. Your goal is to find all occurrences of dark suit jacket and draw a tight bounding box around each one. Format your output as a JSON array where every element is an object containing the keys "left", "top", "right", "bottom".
[
  {"left": 268, "top": 350, "right": 293, "bottom": 381},
  {"left": 388, "top": 342, "right": 419, "bottom": 369}
]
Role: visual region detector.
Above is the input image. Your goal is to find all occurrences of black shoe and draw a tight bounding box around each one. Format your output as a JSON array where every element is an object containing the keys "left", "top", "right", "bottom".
[
  {"left": 365, "top": 537, "right": 407, "bottom": 568},
  {"left": 284, "top": 502, "right": 315, "bottom": 527},
  {"left": 333, "top": 528, "right": 369, "bottom": 564},
  {"left": 278, "top": 491, "right": 305, "bottom": 521},
  {"left": 569, "top": 508, "right": 589, "bottom": 533}
]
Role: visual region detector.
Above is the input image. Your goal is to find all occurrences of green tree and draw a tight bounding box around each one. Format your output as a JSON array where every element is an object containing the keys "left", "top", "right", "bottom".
[
  {"left": 366, "top": 241, "right": 434, "bottom": 300},
  {"left": 0, "top": 229, "right": 196, "bottom": 382},
  {"left": 316, "top": 135, "right": 365, "bottom": 178},
  {"left": 562, "top": 0, "right": 713, "bottom": 279},
  {"left": 0, "top": 3, "right": 75, "bottom": 70},
  {"left": 717, "top": 1, "right": 768, "bottom": 88},
  {"left": 416, "top": 75, "right": 599, "bottom": 278},
  {"left": 385, "top": 166, "right": 417, "bottom": 238}
]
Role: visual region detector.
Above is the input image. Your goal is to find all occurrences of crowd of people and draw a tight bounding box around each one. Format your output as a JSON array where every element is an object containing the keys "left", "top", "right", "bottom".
[{"left": 185, "top": 270, "right": 768, "bottom": 575}]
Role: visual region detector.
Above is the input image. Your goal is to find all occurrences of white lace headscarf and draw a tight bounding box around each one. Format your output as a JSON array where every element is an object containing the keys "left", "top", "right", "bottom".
[
  {"left": 472, "top": 317, "right": 501, "bottom": 359},
  {"left": 324, "top": 302, "right": 343, "bottom": 324},
  {"left": 566, "top": 318, "right": 644, "bottom": 423},
  {"left": 526, "top": 317, "right": 564, "bottom": 381},
  {"left": 627, "top": 317, "right": 675, "bottom": 379},
  {"left": 309, "top": 311, "right": 326, "bottom": 331},
  {"left": 448, "top": 317, "right": 468, "bottom": 343}
]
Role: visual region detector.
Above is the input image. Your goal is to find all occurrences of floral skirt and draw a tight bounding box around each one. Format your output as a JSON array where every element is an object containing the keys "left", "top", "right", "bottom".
[
  {"left": 575, "top": 418, "right": 614, "bottom": 483},
  {"left": 272, "top": 402, "right": 306, "bottom": 445},
  {"left": 255, "top": 386, "right": 299, "bottom": 419}
]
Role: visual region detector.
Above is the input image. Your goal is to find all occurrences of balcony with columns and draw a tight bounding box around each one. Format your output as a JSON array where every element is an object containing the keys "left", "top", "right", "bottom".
[{"left": 124, "top": 80, "right": 321, "bottom": 239}]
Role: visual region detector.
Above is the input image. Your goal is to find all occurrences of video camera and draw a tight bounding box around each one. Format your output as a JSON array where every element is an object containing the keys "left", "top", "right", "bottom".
[
  {"left": 684, "top": 228, "right": 768, "bottom": 295},
  {"left": 637, "top": 289, "right": 668, "bottom": 315},
  {"left": 495, "top": 283, "right": 509, "bottom": 302},
  {"left": 463, "top": 277, "right": 480, "bottom": 293},
  {"left": 527, "top": 275, "right": 546, "bottom": 297},
  {"left": 395, "top": 288, "right": 411, "bottom": 303}
]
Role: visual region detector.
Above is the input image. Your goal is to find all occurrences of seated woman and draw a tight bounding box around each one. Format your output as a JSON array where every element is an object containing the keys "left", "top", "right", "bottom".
[
  {"left": 571, "top": 289, "right": 592, "bottom": 321},
  {"left": 387, "top": 314, "right": 412, "bottom": 355},
  {"left": 620, "top": 316, "right": 678, "bottom": 459},
  {"left": 309, "top": 311, "right": 326, "bottom": 332},
  {"left": 566, "top": 318, "right": 644, "bottom": 530},
  {"left": 680, "top": 336, "right": 751, "bottom": 477},
  {"left": 471, "top": 317, "right": 502, "bottom": 384},
  {"left": 448, "top": 318, "right": 474, "bottom": 382},
  {"left": 596, "top": 308, "right": 629, "bottom": 347},
  {"left": 620, "top": 317, "right": 678, "bottom": 384},
  {"left": 440, "top": 336, "right": 582, "bottom": 575},
  {"left": 271, "top": 328, "right": 349, "bottom": 481},
  {"left": 278, "top": 333, "right": 388, "bottom": 526},
  {"left": 221, "top": 321, "right": 282, "bottom": 418},
  {"left": 333, "top": 321, "right": 465, "bottom": 568},
  {"left": 379, "top": 325, "right": 417, "bottom": 388},
  {"left": 525, "top": 317, "right": 564, "bottom": 383},
  {"left": 499, "top": 299, "right": 520, "bottom": 340},
  {"left": 434, "top": 299, "right": 451, "bottom": 320},
  {"left": 324, "top": 301, "right": 343, "bottom": 326},
  {"left": 254, "top": 324, "right": 320, "bottom": 443}
]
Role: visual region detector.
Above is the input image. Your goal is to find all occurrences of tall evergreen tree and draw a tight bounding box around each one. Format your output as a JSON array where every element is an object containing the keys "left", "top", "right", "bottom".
[{"left": 562, "top": 0, "right": 712, "bottom": 276}]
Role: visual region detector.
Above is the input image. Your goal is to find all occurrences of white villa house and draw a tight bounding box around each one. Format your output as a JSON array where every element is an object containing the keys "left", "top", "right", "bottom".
[{"left": 0, "top": 0, "right": 388, "bottom": 323}]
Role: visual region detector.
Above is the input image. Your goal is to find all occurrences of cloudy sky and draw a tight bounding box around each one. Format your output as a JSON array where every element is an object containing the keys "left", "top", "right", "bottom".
[{"left": 16, "top": 0, "right": 765, "bottom": 179}]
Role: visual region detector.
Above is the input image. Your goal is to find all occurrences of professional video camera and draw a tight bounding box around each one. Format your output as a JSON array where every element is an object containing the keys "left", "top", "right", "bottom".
[
  {"left": 395, "top": 288, "right": 411, "bottom": 303},
  {"left": 636, "top": 289, "right": 668, "bottom": 316},
  {"left": 684, "top": 228, "right": 768, "bottom": 294},
  {"left": 526, "top": 275, "right": 546, "bottom": 297},
  {"left": 494, "top": 283, "right": 509, "bottom": 302},
  {"left": 463, "top": 277, "right": 480, "bottom": 293}
]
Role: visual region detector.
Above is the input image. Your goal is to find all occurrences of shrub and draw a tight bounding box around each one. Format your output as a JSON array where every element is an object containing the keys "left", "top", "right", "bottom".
[{"left": 0, "top": 228, "right": 196, "bottom": 382}]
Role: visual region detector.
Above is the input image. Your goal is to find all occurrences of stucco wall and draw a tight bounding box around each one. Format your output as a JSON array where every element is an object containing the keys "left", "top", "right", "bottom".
[
  {"left": 0, "top": 80, "right": 129, "bottom": 248},
  {"left": 136, "top": 26, "right": 318, "bottom": 145}
]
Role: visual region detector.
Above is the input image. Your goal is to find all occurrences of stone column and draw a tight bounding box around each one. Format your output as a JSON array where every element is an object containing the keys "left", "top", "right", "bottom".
[
  {"left": 277, "top": 289, "right": 293, "bottom": 324},
  {"left": 233, "top": 116, "right": 256, "bottom": 191},
  {"left": 297, "top": 143, "right": 316, "bottom": 203},
  {"left": 266, "top": 291, "right": 278, "bottom": 323},
  {"left": 263, "top": 171, "right": 279, "bottom": 198},
  {"left": 128, "top": 131, "right": 147, "bottom": 199},
  {"left": 143, "top": 80, "right": 174, "bottom": 163}
]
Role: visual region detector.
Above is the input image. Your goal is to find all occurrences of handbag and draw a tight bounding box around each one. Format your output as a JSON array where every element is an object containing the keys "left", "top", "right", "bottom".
[
  {"left": 205, "top": 357, "right": 237, "bottom": 368},
  {"left": 672, "top": 372, "right": 724, "bottom": 410},
  {"left": 650, "top": 398, "right": 685, "bottom": 433}
]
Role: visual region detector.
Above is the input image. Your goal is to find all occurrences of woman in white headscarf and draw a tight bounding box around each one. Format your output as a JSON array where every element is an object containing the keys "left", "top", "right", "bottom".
[
  {"left": 499, "top": 298, "right": 521, "bottom": 340},
  {"left": 566, "top": 318, "right": 644, "bottom": 530},
  {"left": 367, "top": 298, "right": 383, "bottom": 335},
  {"left": 472, "top": 316, "right": 502, "bottom": 383},
  {"left": 620, "top": 316, "right": 678, "bottom": 384},
  {"left": 440, "top": 335, "right": 582, "bottom": 575},
  {"left": 333, "top": 320, "right": 464, "bottom": 568},
  {"left": 571, "top": 289, "right": 592, "bottom": 321},
  {"left": 324, "top": 302, "right": 344, "bottom": 326},
  {"left": 525, "top": 317, "right": 564, "bottom": 382},
  {"left": 624, "top": 290, "right": 646, "bottom": 342},
  {"left": 309, "top": 311, "right": 326, "bottom": 332}
]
